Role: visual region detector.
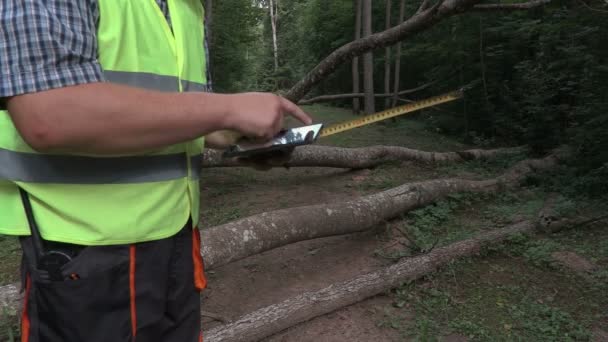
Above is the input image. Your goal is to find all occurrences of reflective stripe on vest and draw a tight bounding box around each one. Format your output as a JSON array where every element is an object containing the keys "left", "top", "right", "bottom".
[
  {"left": 182, "top": 80, "right": 210, "bottom": 92},
  {"left": 0, "top": 148, "right": 201, "bottom": 184},
  {"left": 104, "top": 71, "right": 209, "bottom": 93}
]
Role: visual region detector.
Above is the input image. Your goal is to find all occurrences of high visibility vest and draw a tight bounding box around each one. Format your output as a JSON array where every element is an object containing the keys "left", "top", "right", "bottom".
[{"left": 0, "top": 0, "right": 209, "bottom": 245}]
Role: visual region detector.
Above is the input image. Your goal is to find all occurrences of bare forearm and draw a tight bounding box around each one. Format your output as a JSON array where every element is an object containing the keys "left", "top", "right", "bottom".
[{"left": 7, "top": 82, "right": 235, "bottom": 154}]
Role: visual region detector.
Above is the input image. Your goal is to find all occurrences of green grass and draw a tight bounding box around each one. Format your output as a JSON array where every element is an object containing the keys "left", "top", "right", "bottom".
[
  {"left": 202, "top": 206, "right": 244, "bottom": 228},
  {"left": 391, "top": 251, "right": 604, "bottom": 341},
  {"left": 439, "top": 152, "right": 529, "bottom": 179},
  {"left": 375, "top": 190, "right": 550, "bottom": 260},
  {"left": 482, "top": 192, "right": 546, "bottom": 224},
  {"left": 301, "top": 104, "right": 469, "bottom": 151},
  {"left": 377, "top": 191, "right": 608, "bottom": 341},
  {"left": 0, "top": 237, "right": 24, "bottom": 341},
  {"left": 1, "top": 307, "right": 18, "bottom": 342},
  {"left": 0, "top": 236, "right": 20, "bottom": 286}
]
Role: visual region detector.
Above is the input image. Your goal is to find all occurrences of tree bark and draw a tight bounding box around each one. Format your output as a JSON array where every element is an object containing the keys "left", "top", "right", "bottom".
[
  {"left": 200, "top": 153, "right": 560, "bottom": 269},
  {"left": 352, "top": 0, "right": 363, "bottom": 114},
  {"left": 392, "top": 0, "right": 406, "bottom": 107},
  {"left": 472, "top": 0, "right": 551, "bottom": 11},
  {"left": 201, "top": 145, "right": 526, "bottom": 169},
  {"left": 362, "top": 0, "right": 376, "bottom": 114},
  {"left": 269, "top": 0, "right": 279, "bottom": 78},
  {"left": 384, "top": 0, "right": 392, "bottom": 109},
  {"left": 284, "top": 0, "right": 552, "bottom": 103},
  {"left": 204, "top": 220, "right": 536, "bottom": 342},
  {"left": 0, "top": 283, "right": 19, "bottom": 315},
  {"left": 205, "top": 0, "right": 213, "bottom": 49}
]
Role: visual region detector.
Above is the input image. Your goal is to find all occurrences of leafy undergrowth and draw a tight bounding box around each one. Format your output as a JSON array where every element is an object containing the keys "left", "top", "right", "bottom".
[
  {"left": 377, "top": 189, "right": 608, "bottom": 341},
  {"left": 0, "top": 237, "right": 23, "bottom": 341},
  {"left": 0, "top": 236, "right": 20, "bottom": 287}
]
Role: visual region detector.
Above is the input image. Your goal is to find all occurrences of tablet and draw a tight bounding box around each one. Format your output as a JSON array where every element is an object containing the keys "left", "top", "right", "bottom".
[{"left": 222, "top": 124, "right": 324, "bottom": 158}]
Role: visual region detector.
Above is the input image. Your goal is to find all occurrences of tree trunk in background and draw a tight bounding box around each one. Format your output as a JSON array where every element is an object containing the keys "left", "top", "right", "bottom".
[
  {"left": 384, "top": 0, "right": 392, "bottom": 109},
  {"left": 284, "top": 0, "right": 551, "bottom": 103},
  {"left": 352, "top": 0, "right": 362, "bottom": 115},
  {"left": 205, "top": 0, "right": 213, "bottom": 48},
  {"left": 297, "top": 80, "right": 434, "bottom": 105},
  {"left": 461, "top": 67, "right": 469, "bottom": 139},
  {"left": 269, "top": 0, "right": 279, "bottom": 86},
  {"left": 479, "top": 16, "right": 493, "bottom": 135},
  {"left": 362, "top": 0, "right": 375, "bottom": 114},
  {"left": 205, "top": 0, "right": 213, "bottom": 82},
  {"left": 391, "top": 0, "right": 406, "bottom": 107}
]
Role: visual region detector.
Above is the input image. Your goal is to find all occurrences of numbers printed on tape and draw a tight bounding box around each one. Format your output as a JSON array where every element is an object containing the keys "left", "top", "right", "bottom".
[{"left": 319, "top": 90, "right": 463, "bottom": 137}]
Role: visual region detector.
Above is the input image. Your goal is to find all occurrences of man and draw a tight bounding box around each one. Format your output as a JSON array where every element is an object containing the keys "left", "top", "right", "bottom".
[{"left": 0, "top": 1, "right": 311, "bottom": 341}]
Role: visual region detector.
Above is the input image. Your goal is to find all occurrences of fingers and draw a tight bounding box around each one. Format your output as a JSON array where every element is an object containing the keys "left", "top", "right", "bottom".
[
  {"left": 279, "top": 97, "right": 313, "bottom": 125},
  {"left": 272, "top": 114, "right": 284, "bottom": 137}
]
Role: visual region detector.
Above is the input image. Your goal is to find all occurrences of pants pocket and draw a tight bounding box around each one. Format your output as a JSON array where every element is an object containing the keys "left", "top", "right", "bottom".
[{"left": 31, "top": 250, "right": 132, "bottom": 342}]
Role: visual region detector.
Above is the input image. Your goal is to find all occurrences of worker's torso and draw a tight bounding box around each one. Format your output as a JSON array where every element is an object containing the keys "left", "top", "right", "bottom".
[{"left": 0, "top": 0, "right": 209, "bottom": 245}]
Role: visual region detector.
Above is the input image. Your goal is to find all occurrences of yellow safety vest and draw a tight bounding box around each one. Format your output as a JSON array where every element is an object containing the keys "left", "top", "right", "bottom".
[{"left": 0, "top": 0, "right": 208, "bottom": 245}]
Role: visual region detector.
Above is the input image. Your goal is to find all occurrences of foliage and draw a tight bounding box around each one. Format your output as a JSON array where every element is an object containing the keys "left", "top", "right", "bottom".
[
  {"left": 388, "top": 249, "right": 603, "bottom": 341},
  {"left": 0, "top": 236, "right": 20, "bottom": 286},
  {"left": 1, "top": 307, "right": 18, "bottom": 342},
  {"left": 209, "top": 0, "right": 608, "bottom": 195},
  {"left": 209, "top": 0, "right": 265, "bottom": 92}
]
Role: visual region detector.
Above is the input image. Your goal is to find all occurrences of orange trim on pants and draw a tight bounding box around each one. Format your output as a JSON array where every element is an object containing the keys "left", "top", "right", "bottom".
[
  {"left": 21, "top": 275, "right": 31, "bottom": 342},
  {"left": 129, "top": 245, "right": 137, "bottom": 339},
  {"left": 192, "top": 227, "right": 207, "bottom": 291}
]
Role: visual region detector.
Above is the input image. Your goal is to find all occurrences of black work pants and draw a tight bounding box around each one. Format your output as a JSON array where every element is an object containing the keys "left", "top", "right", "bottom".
[{"left": 19, "top": 222, "right": 206, "bottom": 342}]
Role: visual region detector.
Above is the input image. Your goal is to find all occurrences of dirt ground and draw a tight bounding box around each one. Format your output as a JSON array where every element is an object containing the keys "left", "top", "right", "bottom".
[
  {"left": 200, "top": 166, "right": 425, "bottom": 341},
  {"left": 199, "top": 160, "right": 608, "bottom": 341}
]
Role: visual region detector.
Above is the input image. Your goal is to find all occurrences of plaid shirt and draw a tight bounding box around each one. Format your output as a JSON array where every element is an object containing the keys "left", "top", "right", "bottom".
[{"left": 0, "top": 0, "right": 206, "bottom": 108}]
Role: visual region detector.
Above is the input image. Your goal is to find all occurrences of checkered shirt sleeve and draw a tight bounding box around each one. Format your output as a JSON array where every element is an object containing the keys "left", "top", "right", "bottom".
[
  {"left": 0, "top": 0, "right": 104, "bottom": 102},
  {"left": 0, "top": 0, "right": 207, "bottom": 108}
]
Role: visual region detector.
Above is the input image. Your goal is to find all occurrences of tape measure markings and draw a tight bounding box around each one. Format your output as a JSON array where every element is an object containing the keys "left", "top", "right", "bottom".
[{"left": 319, "top": 90, "right": 463, "bottom": 138}]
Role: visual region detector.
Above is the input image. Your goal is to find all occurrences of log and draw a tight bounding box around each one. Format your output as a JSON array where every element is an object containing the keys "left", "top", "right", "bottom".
[
  {"left": 206, "top": 205, "right": 591, "bottom": 342},
  {"left": 297, "top": 81, "right": 433, "bottom": 105},
  {"left": 200, "top": 153, "right": 560, "bottom": 270},
  {"left": 205, "top": 221, "right": 537, "bottom": 342},
  {"left": 472, "top": 0, "right": 551, "bottom": 11},
  {"left": 0, "top": 283, "right": 19, "bottom": 314},
  {"left": 0, "top": 152, "right": 561, "bottom": 323},
  {"left": 202, "top": 145, "right": 526, "bottom": 168}
]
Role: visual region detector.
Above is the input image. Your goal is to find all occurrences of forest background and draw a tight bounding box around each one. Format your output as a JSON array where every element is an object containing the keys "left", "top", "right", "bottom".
[{"left": 210, "top": 0, "right": 607, "bottom": 196}]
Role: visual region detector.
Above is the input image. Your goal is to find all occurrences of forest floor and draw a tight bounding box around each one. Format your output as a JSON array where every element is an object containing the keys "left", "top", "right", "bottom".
[
  {"left": 198, "top": 105, "right": 608, "bottom": 342},
  {"left": 1, "top": 105, "right": 607, "bottom": 341}
]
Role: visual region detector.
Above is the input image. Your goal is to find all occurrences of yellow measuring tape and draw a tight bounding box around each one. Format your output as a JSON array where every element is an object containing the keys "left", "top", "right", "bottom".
[{"left": 319, "top": 90, "right": 463, "bottom": 137}]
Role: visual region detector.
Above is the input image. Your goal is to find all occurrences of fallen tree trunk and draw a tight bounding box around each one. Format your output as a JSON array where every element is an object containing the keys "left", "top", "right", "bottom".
[
  {"left": 202, "top": 145, "right": 525, "bottom": 168},
  {"left": 208, "top": 203, "right": 603, "bottom": 342},
  {"left": 205, "top": 220, "right": 537, "bottom": 342},
  {"left": 297, "top": 81, "right": 433, "bottom": 105},
  {"left": 0, "top": 152, "right": 560, "bottom": 318},
  {"left": 0, "top": 283, "right": 19, "bottom": 314},
  {"left": 200, "top": 153, "right": 560, "bottom": 269}
]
